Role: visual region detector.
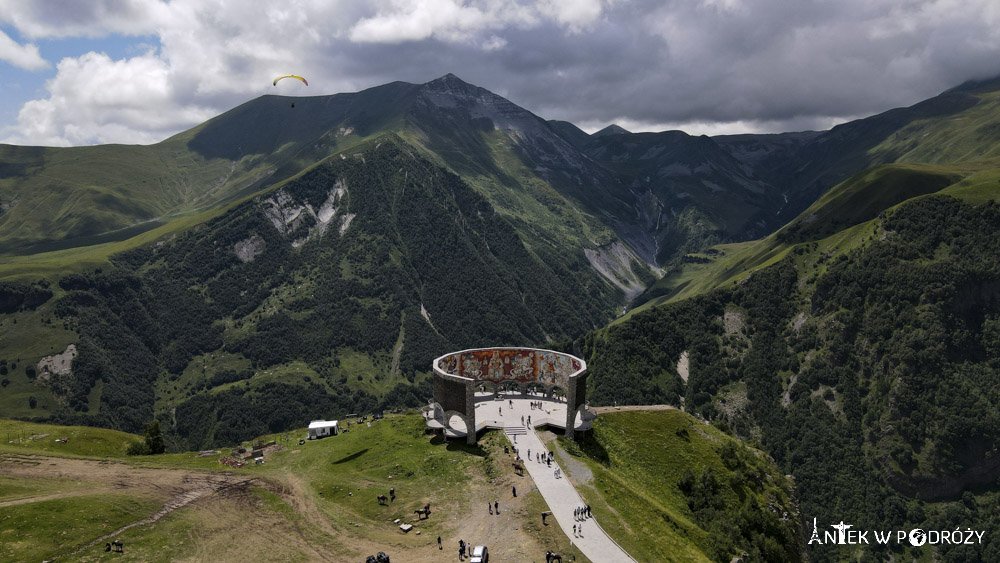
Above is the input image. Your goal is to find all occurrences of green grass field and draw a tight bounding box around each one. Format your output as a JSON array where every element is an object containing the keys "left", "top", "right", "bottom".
[
  {"left": 0, "top": 419, "right": 140, "bottom": 458},
  {"left": 0, "top": 492, "right": 162, "bottom": 562}
]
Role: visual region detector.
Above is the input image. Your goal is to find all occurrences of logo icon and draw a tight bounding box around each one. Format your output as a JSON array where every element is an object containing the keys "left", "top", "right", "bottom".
[{"left": 909, "top": 529, "right": 927, "bottom": 547}]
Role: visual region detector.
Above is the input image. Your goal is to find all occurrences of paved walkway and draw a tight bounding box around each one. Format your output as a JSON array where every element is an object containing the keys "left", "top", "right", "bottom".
[{"left": 485, "top": 395, "right": 637, "bottom": 563}]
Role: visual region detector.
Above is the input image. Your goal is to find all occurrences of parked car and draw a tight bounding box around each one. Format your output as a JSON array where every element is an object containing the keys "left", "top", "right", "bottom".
[{"left": 470, "top": 545, "right": 488, "bottom": 563}]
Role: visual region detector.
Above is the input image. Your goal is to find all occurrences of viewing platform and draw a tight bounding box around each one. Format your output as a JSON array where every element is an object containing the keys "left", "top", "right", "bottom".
[{"left": 423, "top": 391, "right": 596, "bottom": 439}]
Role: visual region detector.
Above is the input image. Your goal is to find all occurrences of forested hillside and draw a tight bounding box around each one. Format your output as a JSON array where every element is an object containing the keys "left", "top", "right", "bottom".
[
  {"left": 581, "top": 194, "right": 1000, "bottom": 561},
  {"left": 3, "top": 135, "right": 622, "bottom": 451}
]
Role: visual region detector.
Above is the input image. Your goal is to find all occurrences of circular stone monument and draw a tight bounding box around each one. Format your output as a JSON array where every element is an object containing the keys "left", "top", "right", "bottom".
[{"left": 424, "top": 347, "right": 589, "bottom": 444}]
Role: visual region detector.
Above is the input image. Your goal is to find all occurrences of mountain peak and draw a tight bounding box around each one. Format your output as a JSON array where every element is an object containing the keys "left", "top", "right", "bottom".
[
  {"left": 593, "top": 124, "right": 631, "bottom": 137},
  {"left": 423, "top": 73, "right": 478, "bottom": 93}
]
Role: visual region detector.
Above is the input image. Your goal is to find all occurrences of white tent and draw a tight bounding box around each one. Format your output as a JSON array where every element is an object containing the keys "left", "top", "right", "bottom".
[{"left": 308, "top": 420, "right": 339, "bottom": 439}]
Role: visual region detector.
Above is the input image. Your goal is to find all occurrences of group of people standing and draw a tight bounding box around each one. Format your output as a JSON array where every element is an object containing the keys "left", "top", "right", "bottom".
[
  {"left": 529, "top": 449, "right": 554, "bottom": 466},
  {"left": 443, "top": 537, "right": 473, "bottom": 560},
  {"left": 572, "top": 506, "right": 591, "bottom": 537}
]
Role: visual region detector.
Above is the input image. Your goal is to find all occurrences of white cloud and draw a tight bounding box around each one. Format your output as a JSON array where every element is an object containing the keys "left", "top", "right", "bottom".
[
  {"left": 0, "top": 0, "right": 167, "bottom": 38},
  {"left": 4, "top": 50, "right": 216, "bottom": 146},
  {"left": 536, "top": 0, "right": 605, "bottom": 31},
  {"left": 0, "top": 29, "right": 49, "bottom": 70},
  {"left": 2, "top": 0, "right": 1000, "bottom": 146},
  {"left": 347, "top": 0, "right": 605, "bottom": 43}
]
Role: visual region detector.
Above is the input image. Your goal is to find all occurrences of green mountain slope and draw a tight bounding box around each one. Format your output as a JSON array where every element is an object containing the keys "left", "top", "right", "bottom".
[
  {"left": 582, "top": 191, "right": 1000, "bottom": 561},
  {"left": 555, "top": 409, "right": 802, "bottom": 562},
  {"left": 9, "top": 135, "right": 622, "bottom": 449},
  {"left": 1, "top": 75, "right": 651, "bottom": 297},
  {"left": 632, "top": 157, "right": 1000, "bottom": 312}
]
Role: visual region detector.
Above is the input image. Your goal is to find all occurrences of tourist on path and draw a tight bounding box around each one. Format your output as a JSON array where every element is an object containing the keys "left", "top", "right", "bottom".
[
  {"left": 512, "top": 485, "right": 517, "bottom": 497},
  {"left": 438, "top": 536, "right": 442, "bottom": 550},
  {"left": 489, "top": 503, "right": 493, "bottom": 515},
  {"left": 494, "top": 500, "right": 499, "bottom": 514}
]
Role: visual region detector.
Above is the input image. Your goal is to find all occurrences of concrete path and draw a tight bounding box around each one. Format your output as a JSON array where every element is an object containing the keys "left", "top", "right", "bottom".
[{"left": 488, "top": 394, "right": 637, "bottom": 563}]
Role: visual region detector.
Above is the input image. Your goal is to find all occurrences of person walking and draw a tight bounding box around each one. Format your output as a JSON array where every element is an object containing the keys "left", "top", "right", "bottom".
[
  {"left": 488, "top": 503, "right": 493, "bottom": 515},
  {"left": 573, "top": 524, "right": 577, "bottom": 537},
  {"left": 521, "top": 415, "right": 525, "bottom": 425},
  {"left": 494, "top": 500, "right": 499, "bottom": 514},
  {"left": 579, "top": 521, "right": 583, "bottom": 536},
  {"left": 586, "top": 505, "right": 591, "bottom": 518},
  {"left": 438, "top": 536, "right": 442, "bottom": 550},
  {"left": 512, "top": 485, "right": 517, "bottom": 497}
]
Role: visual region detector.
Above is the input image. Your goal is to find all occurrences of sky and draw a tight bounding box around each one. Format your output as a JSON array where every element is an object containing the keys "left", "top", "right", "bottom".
[{"left": 2, "top": 0, "right": 1000, "bottom": 147}]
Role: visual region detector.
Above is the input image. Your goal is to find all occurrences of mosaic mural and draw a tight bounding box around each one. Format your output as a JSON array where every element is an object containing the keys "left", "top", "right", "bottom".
[{"left": 435, "top": 349, "right": 583, "bottom": 388}]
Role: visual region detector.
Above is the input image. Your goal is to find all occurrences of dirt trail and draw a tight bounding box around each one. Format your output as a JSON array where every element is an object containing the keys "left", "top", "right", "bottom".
[
  {"left": 0, "top": 489, "right": 102, "bottom": 508},
  {"left": 61, "top": 478, "right": 257, "bottom": 559},
  {"left": 1, "top": 454, "right": 263, "bottom": 560}
]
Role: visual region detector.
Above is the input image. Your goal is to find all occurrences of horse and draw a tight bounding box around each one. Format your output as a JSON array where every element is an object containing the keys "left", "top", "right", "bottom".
[
  {"left": 112, "top": 540, "right": 124, "bottom": 553},
  {"left": 414, "top": 503, "right": 431, "bottom": 519},
  {"left": 549, "top": 552, "right": 562, "bottom": 562},
  {"left": 512, "top": 461, "right": 524, "bottom": 476},
  {"left": 377, "top": 494, "right": 388, "bottom": 505}
]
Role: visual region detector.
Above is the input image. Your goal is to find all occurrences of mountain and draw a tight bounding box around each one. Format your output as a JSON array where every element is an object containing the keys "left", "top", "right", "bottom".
[
  {"left": 3, "top": 135, "right": 631, "bottom": 447},
  {"left": 580, "top": 124, "right": 1000, "bottom": 560},
  {"left": 4, "top": 73, "right": 1000, "bottom": 560},
  {"left": 592, "top": 124, "right": 632, "bottom": 137},
  {"left": 1, "top": 74, "right": 652, "bottom": 296}
]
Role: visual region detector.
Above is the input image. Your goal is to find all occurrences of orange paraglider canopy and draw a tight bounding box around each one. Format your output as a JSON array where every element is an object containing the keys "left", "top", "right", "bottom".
[{"left": 273, "top": 75, "right": 308, "bottom": 86}]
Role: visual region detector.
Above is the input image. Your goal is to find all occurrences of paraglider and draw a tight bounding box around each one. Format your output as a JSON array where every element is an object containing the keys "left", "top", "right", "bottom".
[
  {"left": 273, "top": 74, "right": 308, "bottom": 86},
  {"left": 273, "top": 75, "right": 307, "bottom": 108}
]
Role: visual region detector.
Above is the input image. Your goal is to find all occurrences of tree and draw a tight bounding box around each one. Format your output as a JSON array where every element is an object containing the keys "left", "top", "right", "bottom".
[{"left": 144, "top": 419, "right": 165, "bottom": 454}]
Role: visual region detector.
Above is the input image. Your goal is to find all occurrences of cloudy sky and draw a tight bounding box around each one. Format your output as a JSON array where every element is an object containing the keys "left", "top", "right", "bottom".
[{"left": 1, "top": 0, "right": 999, "bottom": 146}]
